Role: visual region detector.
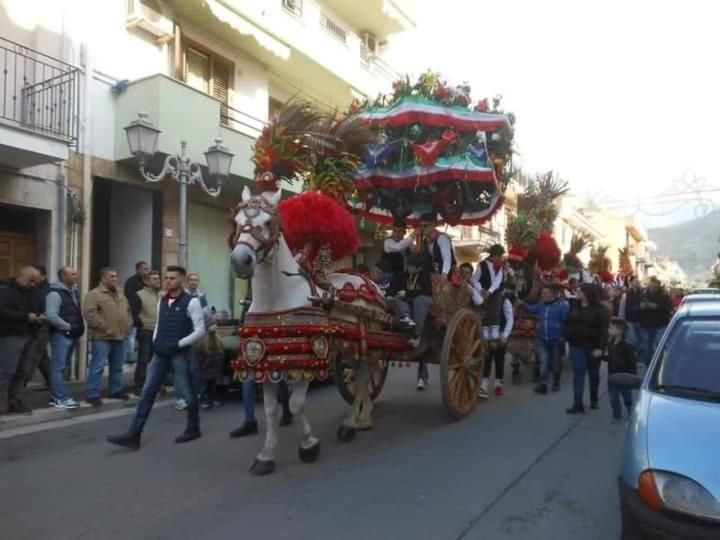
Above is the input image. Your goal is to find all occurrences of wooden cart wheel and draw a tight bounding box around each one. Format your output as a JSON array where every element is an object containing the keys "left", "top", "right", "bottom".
[
  {"left": 335, "top": 358, "right": 389, "bottom": 405},
  {"left": 440, "top": 308, "right": 485, "bottom": 420}
]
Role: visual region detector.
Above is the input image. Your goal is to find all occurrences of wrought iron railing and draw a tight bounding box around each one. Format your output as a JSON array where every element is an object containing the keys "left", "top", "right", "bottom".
[
  {"left": 220, "top": 102, "right": 266, "bottom": 136},
  {"left": 0, "top": 36, "right": 80, "bottom": 144}
]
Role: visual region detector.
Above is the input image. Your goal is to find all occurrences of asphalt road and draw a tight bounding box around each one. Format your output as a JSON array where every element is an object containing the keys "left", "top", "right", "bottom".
[{"left": 0, "top": 365, "right": 625, "bottom": 540}]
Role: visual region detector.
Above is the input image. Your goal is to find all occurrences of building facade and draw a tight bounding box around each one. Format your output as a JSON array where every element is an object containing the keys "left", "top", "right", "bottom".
[{"left": 0, "top": 0, "right": 413, "bottom": 378}]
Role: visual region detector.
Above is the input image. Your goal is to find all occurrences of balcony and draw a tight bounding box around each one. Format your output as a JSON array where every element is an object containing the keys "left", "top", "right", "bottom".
[
  {"left": 0, "top": 36, "right": 79, "bottom": 169},
  {"left": 113, "top": 74, "right": 261, "bottom": 181},
  {"left": 167, "top": 0, "right": 403, "bottom": 105}
]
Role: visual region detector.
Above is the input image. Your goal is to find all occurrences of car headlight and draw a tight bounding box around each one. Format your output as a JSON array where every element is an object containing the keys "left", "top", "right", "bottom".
[{"left": 639, "top": 470, "right": 720, "bottom": 522}]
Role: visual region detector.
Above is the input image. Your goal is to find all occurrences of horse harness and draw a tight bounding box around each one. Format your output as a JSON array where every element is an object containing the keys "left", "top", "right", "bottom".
[{"left": 229, "top": 196, "right": 281, "bottom": 264}]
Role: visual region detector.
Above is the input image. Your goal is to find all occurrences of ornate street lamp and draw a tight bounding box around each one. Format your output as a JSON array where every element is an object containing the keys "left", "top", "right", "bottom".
[{"left": 124, "top": 112, "right": 234, "bottom": 267}]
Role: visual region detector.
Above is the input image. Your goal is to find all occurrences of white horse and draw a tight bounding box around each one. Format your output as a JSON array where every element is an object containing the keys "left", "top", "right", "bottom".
[{"left": 229, "top": 187, "right": 379, "bottom": 475}]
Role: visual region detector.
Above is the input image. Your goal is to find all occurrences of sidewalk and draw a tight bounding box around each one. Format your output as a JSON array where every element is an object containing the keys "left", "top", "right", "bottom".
[{"left": 0, "top": 364, "right": 174, "bottom": 432}]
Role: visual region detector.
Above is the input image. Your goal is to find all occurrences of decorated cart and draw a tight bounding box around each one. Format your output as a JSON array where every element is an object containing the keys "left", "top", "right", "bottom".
[{"left": 227, "top": 79, "right": 514, "bottom": 474}]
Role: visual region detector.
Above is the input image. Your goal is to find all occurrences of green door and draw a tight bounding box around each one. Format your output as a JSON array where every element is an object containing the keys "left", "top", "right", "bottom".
[{"left": 188, "top": 202, "right": 247, "bottom": 316}]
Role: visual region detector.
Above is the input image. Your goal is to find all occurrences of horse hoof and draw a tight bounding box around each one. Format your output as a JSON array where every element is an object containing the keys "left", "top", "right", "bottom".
[
  {"left": 337, "top": 425, "right": 356, "bottom": 443},
  {"left": 298, "top": 441, "right": 321, "bottom": 463},
  {"left": 249, "top": 459, "right": 275, "bottom": 476}
]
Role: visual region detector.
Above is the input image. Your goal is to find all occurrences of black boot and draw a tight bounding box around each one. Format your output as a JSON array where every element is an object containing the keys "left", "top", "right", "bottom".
[
  {"left": 279, "top": 413, "right": 293, "bottom": 427},
  {"left": 533, "top": 383, "right": 548, "bottom": 395},
  {"left": 175, "top": 428, "right": 201, "bottom": 444},
  {"left": 229, "top": 420, "right": 258, "bottom": 438},
  {"left": 590, "top": 400, "right": 599, "bottom": 410},
  {"left": 551, "top": 381, "right": 561, "bottom": 392},
  {"left": 566, "top": 402, "right": 586, "bottom": 415},
  {"left": 106, "top": 431, "right": 141, "bottom": 450}
]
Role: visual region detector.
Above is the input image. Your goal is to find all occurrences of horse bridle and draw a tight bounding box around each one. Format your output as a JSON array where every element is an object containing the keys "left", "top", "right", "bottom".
[{"left": 229, "top": 197, "right": 281, "bottom": 264}]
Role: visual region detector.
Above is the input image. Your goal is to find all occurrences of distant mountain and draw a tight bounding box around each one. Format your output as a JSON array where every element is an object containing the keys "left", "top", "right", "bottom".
[{"left": 649, "top": 210, "right": 720, "bottom": 286}]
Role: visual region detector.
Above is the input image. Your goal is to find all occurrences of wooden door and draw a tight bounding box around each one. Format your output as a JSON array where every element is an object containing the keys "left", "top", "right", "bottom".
[{"left": 0, "top": 231, "right": 35, "bottom": 278}]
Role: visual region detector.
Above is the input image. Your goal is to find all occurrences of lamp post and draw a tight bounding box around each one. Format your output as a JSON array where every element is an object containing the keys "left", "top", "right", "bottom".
[{"left": 124, "top": 112, "right": 234, "bottom": 267}]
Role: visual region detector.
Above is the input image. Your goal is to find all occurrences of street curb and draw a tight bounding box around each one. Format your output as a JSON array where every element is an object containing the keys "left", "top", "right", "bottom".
[{"left": 0, "top": 396, "right": 145, "bottom": 432}]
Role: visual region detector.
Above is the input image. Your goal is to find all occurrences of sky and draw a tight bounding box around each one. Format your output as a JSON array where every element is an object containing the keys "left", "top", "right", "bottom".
[{"left": 387, "top": 0, "right": 720, "bottom": 227}]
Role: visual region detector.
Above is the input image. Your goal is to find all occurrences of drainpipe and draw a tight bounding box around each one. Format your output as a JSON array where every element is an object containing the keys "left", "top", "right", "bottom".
[
  {"left": 56, "top": 162, "right": 67, "bottom": 277},
  {"left": 78, "top": 42, "right": 93, "bottom": 382}
]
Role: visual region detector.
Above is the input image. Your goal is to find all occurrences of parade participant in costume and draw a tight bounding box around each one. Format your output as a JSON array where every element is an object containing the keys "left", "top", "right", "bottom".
[
  {"left": 478, "top": 291, "right": 514, "bottom": 399},
  {"left": 420, "top": 212, "right": 456, "bottom": 278},
  {"left": 470, "top": 244, "right": 506, "bottom": 341},
  {"left": 383, "top": 218, "right": 413, "bottom": 275},
  {"left": 106, "top": 266, "right": 206, "bottom": 450}
]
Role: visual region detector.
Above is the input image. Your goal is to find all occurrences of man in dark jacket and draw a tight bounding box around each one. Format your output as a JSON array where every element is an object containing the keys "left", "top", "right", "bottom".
[
  {"left": 45, "top": 266, "right": 84, "bottom": 409},
  {"left": 635, "top": 276, "right": 672, "bottom": 366},
  {"left": 606, "top": 318, "right": 637, "bottom": 423},
  {"left": 123, "top": 261, "right": 149, "bottom": 365},
  {"left": 0, "top": 266, "right": 42, "bottom": 414},
  {"left": 29, "top": 265, "right": 51, "bottom": 388},
  {"left": 619, "top": 277, "right": 643, "bottom": 345}
]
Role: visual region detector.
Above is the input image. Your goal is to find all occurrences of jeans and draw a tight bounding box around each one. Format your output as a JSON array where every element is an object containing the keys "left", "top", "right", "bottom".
[
  {"left": 569, "top": 345, "right": 601, "bottom": 405},
  {"left": 49, "top": 333, "right": 77, "bottom": 402},
  {"left": 0, "top": 335, "right": 32, "bottom": 410},
  {"left": 126, "top": 327, "right": 137, "bottom": 363},
  {"left": 389, "top": 295, "right": 433, "bottom": 382},
  {"left": 7, "top": 336, "right": 38, "bottom": 404},
  {"left": 86, "top": 340, "right": 126, "bottom": 399},
  {"left": 243, "top": 379, "right": 256, "bottom": 421},
  {"left": 130, "top": 350, "right": 199, "bottom": 433},
  {"left": 535, "top": 339, "right": 561, "bottom": 385},
  {"left": 608, "top": 382, "right": 633, "bottom": 419},
  {"left": 134, "top": 329, "right": 154, "bottom": 393},
  {"left": 636, "top": 326, "right": 666, "bottom": 366},
  {"left": 388, "top": 295, "right": 434, "bottom": 337},
  {"left": 625, "top": 322, "right": 640, "bottom": 346},
  {"left": 174, "top": 350, "right": 202, "bottom": 402},
  {"left": 32, "top": 325, "right": 50, "bottom": 385}
]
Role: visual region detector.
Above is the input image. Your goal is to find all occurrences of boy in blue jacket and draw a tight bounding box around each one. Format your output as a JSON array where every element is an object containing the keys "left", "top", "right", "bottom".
[{"left": 522, "top": 284, "right": 569, "bottom": 394}]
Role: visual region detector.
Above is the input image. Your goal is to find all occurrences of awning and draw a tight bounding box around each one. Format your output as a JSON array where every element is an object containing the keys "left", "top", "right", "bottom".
[{"left": 203, "top": 0, "right": 291, "bottom": 60}]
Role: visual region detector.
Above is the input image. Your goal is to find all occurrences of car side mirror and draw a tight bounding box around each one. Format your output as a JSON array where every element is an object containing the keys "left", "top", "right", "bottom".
[{"left": 609, "top": 373, "right": 643, "bottom": 390}]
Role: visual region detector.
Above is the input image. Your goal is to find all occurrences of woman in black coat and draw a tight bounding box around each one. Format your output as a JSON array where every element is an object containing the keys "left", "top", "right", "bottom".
[{"left": 564, "top": 283, "right": 609, "bottom": 414}]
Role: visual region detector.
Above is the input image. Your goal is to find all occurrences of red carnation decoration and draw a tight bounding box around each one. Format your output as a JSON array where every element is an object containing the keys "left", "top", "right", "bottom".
[
  {"left": 508, "top": 245, "right": 528, "bottom": 262},
  {"left": 598, "top": 270, "right": 615, "bottom": 283},
  {"left": 279, "top": 191, "right": 360, "bottom": 262},
  {"left": 532, "top": 233, "right": 561, "bottom": 271}
]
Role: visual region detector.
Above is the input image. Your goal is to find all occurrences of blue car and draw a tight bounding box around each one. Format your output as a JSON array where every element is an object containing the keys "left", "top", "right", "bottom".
[{"left": 614, "top": 300, "right": 720, "bottom": 539}]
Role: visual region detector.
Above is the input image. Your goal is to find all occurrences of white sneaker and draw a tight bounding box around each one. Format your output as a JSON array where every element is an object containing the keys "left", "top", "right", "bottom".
[
  {"left": 400, "top": 316, "right": 417, "bottom": 328},
  {"left": 416, "top": 379, "right": 427, "bottom": 391},
  {"left": 175, "top": 399, "right": 188, "bottom": 411},
  {"left": 54, "top": 398, "right": 79, "bottom": 410},
  {"left": 478, "top": 377, "right": 490, "bottom": 399}
]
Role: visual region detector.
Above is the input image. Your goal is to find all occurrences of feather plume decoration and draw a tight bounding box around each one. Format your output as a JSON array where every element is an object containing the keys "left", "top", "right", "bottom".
[
  {"left": 306, "top": 111, "right": 376, "bottom": 202},
  {"left": 251, "top": 100, "right": 327, "bottom": 190},
  {"left": 588, "top": 244, "right": 612, "bottom": 275}
]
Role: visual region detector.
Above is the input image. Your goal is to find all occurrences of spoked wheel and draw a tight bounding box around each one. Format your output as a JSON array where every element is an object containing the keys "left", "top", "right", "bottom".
[
  {"left": 335, "top": 358, "right": 390, "bottom": 405},
  {"left": 440, "top": 308, "right": 485, "bottom": 420}
]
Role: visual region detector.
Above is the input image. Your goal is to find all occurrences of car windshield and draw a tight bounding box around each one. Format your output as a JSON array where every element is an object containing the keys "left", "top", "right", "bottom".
[{"left": 650, "top": 318, "right": 720, "bottom": 400}]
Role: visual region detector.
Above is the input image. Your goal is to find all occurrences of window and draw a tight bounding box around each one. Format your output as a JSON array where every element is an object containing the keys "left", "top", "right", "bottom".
[
  {"left": 268, "top": 97, "right": 283, "bottom": 121},
  {"left": 651, "top": 318, "right": 720, "bottom": 398},
  {"left": 183, "top": 43, "right": 233, "bottom": 109},
  {"left": 282, "top": 0, "right": 303, "bottom": 18},
  {"left": 320, "top": 13, "right": 347, "bottom": 43}
]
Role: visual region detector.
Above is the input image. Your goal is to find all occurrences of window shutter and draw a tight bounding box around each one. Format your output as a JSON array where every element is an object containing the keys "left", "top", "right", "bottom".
[{"left": 213, "top": 61, "right": 230, "bottom": 105}]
